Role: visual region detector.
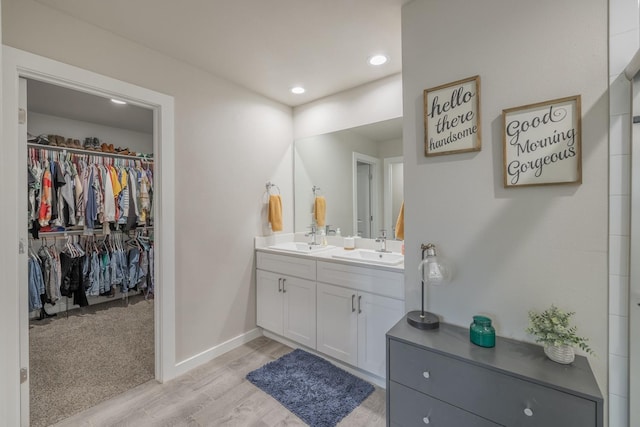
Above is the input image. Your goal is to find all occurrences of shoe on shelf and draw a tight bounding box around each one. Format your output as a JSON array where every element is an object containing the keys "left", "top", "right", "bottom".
[
  {"left": 83, "top": 137, "right": 94, "bottom": 150},
  {"left": 30, "top": 134, "right": 49, "bottom": 145},
  {"left": 92, "top": 137, "right": 101, "bottom": 150},
  {"left": 73, "top": 139, "right": 82, "bottom": 149},
  {"left": 48, "top": 135, "right": 58, "bottom": 146}
]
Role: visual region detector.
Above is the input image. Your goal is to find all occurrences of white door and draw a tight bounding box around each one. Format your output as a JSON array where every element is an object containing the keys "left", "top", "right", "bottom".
[
  {"left": 316, "top": 283, "right": 357, "bottom": 365},
  {"left": 282, "top": 276, "right": 316, "bottom": 349},
  {"left": 256, "top": 270, "right": 283, "bottom": 335},
  {"left": 357, "top": 292, "right": 404, "bottom": 378}
]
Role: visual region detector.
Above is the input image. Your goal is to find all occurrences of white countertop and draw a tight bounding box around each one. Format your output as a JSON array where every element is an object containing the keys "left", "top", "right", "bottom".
[{"left": 255, "top": 233, "right": 404, "bottom": 272}]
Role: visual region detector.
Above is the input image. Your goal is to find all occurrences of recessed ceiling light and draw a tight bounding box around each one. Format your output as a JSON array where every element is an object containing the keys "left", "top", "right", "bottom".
[
  {"left": 291, "top": 86, "right": 306, "bottom": 94},
  {"left": 111, "top": 98, "right": 127, "bottom": 105},
  {"left": 368, "top": 54, "right": 389, "bottom": 66}
]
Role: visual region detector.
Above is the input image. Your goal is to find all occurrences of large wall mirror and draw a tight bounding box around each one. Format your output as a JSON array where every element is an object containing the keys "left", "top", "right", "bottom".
[{"left": 294, "top": 117, "right": 403, "bottom": 239}]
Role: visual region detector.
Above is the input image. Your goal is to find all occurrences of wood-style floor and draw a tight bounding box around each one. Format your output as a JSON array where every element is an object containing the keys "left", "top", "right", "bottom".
[{"left": 51, "top": 336, "right": 386, "bottom": 426}]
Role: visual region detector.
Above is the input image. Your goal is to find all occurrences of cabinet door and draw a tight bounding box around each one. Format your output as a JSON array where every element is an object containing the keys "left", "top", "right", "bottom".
[
  {"left": 317, "top": 282, "right": 358, "bottom": 365},
  {"left": 357, "top": 292, "right": 404, "bottom": 378},
  {"left": 283, "top": 276, "right": 316, "bottom": 349},
  {"left": 256, "top": 270, "right": 283, "bottom": 335}
]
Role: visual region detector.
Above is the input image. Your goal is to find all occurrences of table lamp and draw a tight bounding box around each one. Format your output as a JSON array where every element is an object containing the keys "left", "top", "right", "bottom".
[{"left": 407, "top": 243, "right": 451, "bottom": 330}]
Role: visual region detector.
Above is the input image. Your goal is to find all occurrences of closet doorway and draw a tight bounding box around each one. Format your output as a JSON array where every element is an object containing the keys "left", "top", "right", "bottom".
[
  {"left": 2, "top": 47, "right": 177, "bottom": 427},
  {"left": 24, "top": 77, "right": 156, "bottom": 426}
]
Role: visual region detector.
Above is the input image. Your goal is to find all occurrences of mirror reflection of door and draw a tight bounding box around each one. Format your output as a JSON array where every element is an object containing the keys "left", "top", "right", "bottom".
[
  {"left": 353, "top": 152, "right": 379, "bottom": 239},
  {"left": 356, "top": 161, "right": 372, "bottom": 237}
]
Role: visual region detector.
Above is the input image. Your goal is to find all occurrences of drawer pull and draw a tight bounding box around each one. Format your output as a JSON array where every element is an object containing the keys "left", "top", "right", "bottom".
[
  {"left": 282, "top": 278, "right": 286, "bottom": 293},
  {"left": 422, "top": 371, "right": 430, "bottom": 379},
  {"left": 524, "top": 408, "right": 533, "bottom": 417},
  {"left": 351, "top": 294, "right": 356, "bottom": 312},
  {"left": 278, "top": 278, "right": 282, "bottom": 292},
  {"left": 422, "top": 416, "right": 430, "bottom": 424}
]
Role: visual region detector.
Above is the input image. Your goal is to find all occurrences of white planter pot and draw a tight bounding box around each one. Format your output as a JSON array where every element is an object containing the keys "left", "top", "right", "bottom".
[{"left": 544, "top": 344, "right": 575, "bottom": 364}]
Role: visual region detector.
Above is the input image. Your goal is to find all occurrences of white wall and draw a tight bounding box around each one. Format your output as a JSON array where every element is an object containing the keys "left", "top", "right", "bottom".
[
  {"left": 2, "top": 0, "right": 293, "bottom": 369},
  {"left": 402, "top": 0, "right": 609, "bottom": 395},
  {"left": 28, "top": 112, "right": 153, "bottom": 155},
  {"left": 293, "top": 73, "right": 402, "bottom": 139}
]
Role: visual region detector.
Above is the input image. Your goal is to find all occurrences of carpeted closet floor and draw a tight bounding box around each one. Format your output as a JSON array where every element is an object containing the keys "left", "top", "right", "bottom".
[{"left": 29, "top": 295, "right": 154, "bottom": 427}]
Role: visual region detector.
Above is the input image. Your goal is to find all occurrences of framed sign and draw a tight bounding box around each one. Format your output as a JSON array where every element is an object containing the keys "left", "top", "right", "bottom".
[
  {"left": 502, "top": 95, "right": 581, "bottom": 188},
  {"left": 424, "top": 75, "right": 481, "bottom": 156}
]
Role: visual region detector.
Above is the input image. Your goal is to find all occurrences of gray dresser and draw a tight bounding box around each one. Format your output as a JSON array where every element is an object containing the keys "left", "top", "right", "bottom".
[{"left": 386, "top": 316, "right": 603, "bottom": 427}]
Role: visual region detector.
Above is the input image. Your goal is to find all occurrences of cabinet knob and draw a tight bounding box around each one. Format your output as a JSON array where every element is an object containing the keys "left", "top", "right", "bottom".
[
  {"left": 422, "top": 416, "right": 430, "bottom": 424},
  {"left": 524, "top": 408, "right": 533, "bottom": 417},
  {"left": 422, "top": 371, "right": 430, "bottom": 379}
]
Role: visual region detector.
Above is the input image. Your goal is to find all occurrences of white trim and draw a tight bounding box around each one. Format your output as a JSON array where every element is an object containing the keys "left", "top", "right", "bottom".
[
  {"left": 2, "top": 46, "right": 176, "bottom": 426},
  {"left": 173, "top": 328, "right": 263, "bottom": 377},
  {"left": 262, "top": 330, "right": 386, "bottom": 388},
  {"left": 383, "top": 156, "right": 403, "bottom": 238}
]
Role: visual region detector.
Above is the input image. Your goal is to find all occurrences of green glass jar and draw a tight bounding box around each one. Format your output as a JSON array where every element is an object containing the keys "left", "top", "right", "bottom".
[{"left": 470, "top": 315, "right": 496, "bottom": 348}]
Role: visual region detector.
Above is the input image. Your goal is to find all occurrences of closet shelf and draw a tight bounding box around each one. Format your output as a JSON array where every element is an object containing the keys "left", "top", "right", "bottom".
[{"left": 27, "top": 142, "right": 153, "bottom": 162}]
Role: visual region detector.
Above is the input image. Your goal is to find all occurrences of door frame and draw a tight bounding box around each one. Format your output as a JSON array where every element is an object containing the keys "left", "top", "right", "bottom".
[
  {"left": 352, "top": 152, "right": 380, "bottom": 238},
  {"left": 1, "top": 46, "right": 177, "bottom": 426}
]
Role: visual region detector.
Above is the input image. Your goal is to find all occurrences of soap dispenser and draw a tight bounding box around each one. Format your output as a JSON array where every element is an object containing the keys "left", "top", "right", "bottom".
[{"left": 320, "top": 229, "right": 327, "bottom": 246}]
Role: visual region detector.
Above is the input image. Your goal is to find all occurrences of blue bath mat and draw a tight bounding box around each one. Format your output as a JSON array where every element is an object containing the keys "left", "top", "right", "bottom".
[{"left": 246, "top": 348, "right": 374, "bottom": 427}]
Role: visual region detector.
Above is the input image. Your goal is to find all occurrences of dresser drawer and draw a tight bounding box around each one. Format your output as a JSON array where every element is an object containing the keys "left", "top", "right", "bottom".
[
  {"left": 389, "top": 339, "right": 503, "bottom": 415},
  {"left": 256, "top": 251, "right": 316, "bottom": 280},
  {"left": 389, "top": 339, "right": 597, "bottom": 427},
  {"left": 496, "top": 374, "right": 596, "bottom": 427},
  {"left": 389, "top": 381, "right": 501, "bottom": 427}
]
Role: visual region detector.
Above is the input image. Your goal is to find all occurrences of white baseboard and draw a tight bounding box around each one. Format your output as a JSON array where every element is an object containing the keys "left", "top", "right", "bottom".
[
  {"left": 262, "top": 330, "right": 387, "bottom": 389},
  {"left": 173, "top": 328, "right": 263, "bottom": 377}
]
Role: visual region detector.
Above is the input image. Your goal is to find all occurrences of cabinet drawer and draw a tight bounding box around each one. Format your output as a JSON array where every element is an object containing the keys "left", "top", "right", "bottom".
[
  {"left": 316, "top": 260, "right": 403, "bottom": 299},
  {"left": 256, "top": 251, "right": 316, "bottom": 280},
  {"left": 389, "top": 381, "right": 501, "bottom": 427},
  {"left": 389, "top": 339, "right": 597, "bottom": 427}
]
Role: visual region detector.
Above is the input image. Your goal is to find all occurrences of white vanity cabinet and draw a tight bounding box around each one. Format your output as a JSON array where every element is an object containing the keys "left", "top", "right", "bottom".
[
  {"left": 316, "top": 261, "right": 404, "bottom": 378},
  {"left": 256, "top": 252, "right": 317, "bottom": 349}
]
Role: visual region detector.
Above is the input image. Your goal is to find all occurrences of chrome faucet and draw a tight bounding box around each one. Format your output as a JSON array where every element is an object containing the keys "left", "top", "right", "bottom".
[
  {"left": 376, "top": 229, "right": 390, "bottom": 252},
  {"left": 306, "top": 224, "right": 318, "bottom": 245},
  {"left": 325, "top": 224, "right": 337, "bottom": 235}
]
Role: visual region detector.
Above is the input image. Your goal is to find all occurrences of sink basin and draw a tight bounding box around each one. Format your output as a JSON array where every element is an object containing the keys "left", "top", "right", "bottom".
[
  {"left": 332, "top": 249, "right": 404, "bottom": 266},
  {"left": 268, "top": 242, "right": 336, "bottom": 254}
]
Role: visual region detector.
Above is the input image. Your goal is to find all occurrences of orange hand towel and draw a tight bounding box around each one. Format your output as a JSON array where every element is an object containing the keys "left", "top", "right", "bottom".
[
  {"left": 395, "top": 201, "right": 405, "bottom": 240},
  {"left": 268, "top": 194, "right": 283, "bottom": 232},
  {"left": 314, "top": 196, "right": 326, "bottom": 227}
]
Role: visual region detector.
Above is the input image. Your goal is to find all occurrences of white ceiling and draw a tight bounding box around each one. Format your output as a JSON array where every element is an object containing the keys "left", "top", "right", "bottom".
[{"left": 35, "top": 0, "right": 407, "bottom": 107}]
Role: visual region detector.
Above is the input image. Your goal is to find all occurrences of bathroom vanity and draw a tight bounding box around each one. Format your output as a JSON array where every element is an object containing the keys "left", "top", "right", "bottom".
[
  {"left": 386, "top": 317, "right": 603, "bottom": 427},
  {"left": 255, "top": 239, "right": 404, "bottom": 382}
]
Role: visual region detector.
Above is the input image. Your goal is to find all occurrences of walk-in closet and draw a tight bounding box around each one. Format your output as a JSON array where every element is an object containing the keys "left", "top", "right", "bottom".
[{"left": 23, "top": 78, "right": 157, "bottom": 427}]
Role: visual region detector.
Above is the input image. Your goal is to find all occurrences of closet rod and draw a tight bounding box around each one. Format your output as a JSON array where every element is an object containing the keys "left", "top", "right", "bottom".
[{"left": 30, "top": 227, "right": 154, "bottom": 239}]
